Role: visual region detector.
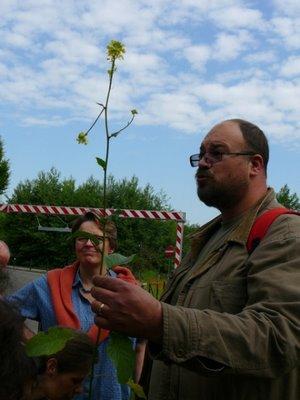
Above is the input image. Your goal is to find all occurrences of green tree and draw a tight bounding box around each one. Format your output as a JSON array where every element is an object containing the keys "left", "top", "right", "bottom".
[
  {"left": 182, "top": 223, "right": 200, "bottom": 257},
  {"left": 2, "top": 169, "right": 179, "bottom": 272},
  {"left": 2, "top": 168, "right": 77, "bottom": 269},
  {"left": 0, "top": 136, "right": 10, "bottom": 196},
  {"left": 0, "top": 136, "right": 10, "bottom": 238},
  {"left": 276, "top": 184, "right": 300, "bottom": 211}
]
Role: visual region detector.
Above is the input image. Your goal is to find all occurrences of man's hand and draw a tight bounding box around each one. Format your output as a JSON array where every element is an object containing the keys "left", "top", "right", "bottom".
[{"left": 91, "top": 276, "right": 163, "bottom": 343}]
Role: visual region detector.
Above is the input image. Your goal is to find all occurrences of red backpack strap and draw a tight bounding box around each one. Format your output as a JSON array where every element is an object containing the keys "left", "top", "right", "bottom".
[{"left": 247, "top": 207, "right": 299, "bottom": 254}]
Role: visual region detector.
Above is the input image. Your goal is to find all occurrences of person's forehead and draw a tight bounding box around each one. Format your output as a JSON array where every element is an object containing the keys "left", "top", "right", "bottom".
[
  {"left": 65, "top": 370, "right": 87, "bottom": 379},
  {"left": 201, "top": 121, "right": 245, "bottom": 148},
  {"left": 79, "top": 220, "right": 102, "bottom": 234}
]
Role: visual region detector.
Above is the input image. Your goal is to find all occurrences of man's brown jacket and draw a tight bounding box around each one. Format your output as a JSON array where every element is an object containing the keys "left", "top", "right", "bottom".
[{"left": 148, "top": 189, "right": 300, "bottom": 400}]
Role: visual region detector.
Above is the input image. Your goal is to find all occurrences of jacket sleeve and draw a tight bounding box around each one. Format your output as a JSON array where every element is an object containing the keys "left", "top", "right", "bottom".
[{"left": 150, "top": 214, "right": 300, "bottom": 378}]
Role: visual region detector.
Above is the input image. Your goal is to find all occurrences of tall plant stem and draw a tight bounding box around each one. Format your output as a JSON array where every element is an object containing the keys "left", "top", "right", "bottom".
[
  {"left": 100, "top": 57, "right": 115, "bottom": 276},
  {"left": 88, "top": 57, "right": 116, "bottom": 400}
]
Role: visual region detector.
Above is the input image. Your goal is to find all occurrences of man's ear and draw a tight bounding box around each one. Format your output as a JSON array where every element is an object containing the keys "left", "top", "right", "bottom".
[
  {"left": 46, "top": 358, "right": 58, "bottom": 376},
  {"left": 249, "top": 154, "right": 265, "bottom": 176}
]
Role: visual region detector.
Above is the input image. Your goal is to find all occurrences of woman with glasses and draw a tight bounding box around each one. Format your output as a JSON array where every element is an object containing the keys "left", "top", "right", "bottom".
[{"left": 7, "top": 212, "right": 141, "bottom": 400}]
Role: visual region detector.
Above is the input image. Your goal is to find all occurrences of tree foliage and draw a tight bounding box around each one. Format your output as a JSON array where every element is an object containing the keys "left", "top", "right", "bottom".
[
  {"left": 2, "top": 168, "right": 180, "bottom": 272},
  {"left": 0, "top": 136, "right": 10, "bottom": 196},
  {"left": 182, "top": 223, "right": 200, "bottom": 256},
  {"left": 0, "top": 137, "right": 10, "bottom": 239},
  {"left": 276, "top": 184, "right": 300, "bottom": 211}
]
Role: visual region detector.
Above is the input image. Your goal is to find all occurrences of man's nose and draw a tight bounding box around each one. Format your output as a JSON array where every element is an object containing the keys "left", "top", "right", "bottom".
[{"left": 198, "top": 155, "right": 210, "bottom": 168}]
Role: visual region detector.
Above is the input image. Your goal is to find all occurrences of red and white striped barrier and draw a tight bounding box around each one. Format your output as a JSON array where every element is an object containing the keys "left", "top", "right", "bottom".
[{"left": 0, "top": 204, "right": 186, "bottom": 268}]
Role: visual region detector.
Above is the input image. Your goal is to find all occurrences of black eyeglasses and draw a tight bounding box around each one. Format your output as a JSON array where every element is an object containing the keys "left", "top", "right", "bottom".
[
  {"left": 75, "top": 234, "right": 104, "bottom": 245},
  {"left": 189, "top": 150, "right": 256, "bottom": 167}
]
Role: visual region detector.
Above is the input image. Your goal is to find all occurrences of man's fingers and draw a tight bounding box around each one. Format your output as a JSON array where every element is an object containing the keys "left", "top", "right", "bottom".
[
  {"left": 91, "top": 285, "right": 118, "bottom": 308},
  {"left": 92, "top": 275, "right": 128, "bottom": 291},
  {"left": 91, "top": 300, "right": 109, "bottom": 317},
  {"left": 93, "top": 301, "right": 108, "bottom": 316},
  {"left": 94, "top": 314, "right": 111, "bottom": 330}
]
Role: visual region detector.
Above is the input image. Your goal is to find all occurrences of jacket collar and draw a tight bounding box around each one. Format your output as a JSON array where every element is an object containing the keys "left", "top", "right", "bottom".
[{"left": 189, "top": 188, "right": 278, "bottom": 260}]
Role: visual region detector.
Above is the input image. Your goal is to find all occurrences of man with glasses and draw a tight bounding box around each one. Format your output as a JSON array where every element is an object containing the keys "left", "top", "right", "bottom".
[{"left": 91, "top": 119, "right": 300, "bottom": 400}]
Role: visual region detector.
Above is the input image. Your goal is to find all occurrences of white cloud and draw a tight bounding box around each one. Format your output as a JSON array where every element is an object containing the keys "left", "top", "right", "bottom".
[
  {"left": 136, "top": 76, "right": 300, "bottom": 141},
  {"left": 21, "top": 116, "right": 67, "bottom": 127},
  {"left": 142, "top": 92, "right": 207, "bottom": 132},
  {"left": 269, "top": 80, "right": 300, "bottom": 113},
  {"left": 0, "top": 0, "right": 299, "bottom": 145},
  {"left": 262, "top": 122, "right": 299, "bottom": 142},
  {"left": 3, "top": 31, "right": 31, "bottom": 48},
  {"left": 272, "top": 0, "right": 300, "bottom": 16},
  {"left": 279, "top": 56, "right": 300, "bottom": 77},
  {"left": 244, "top": 51, "right": 277, "bottom": 64},
  {"left": 44, "top": 31, "right": 102, "bottom": 65},
  {"left": 214, "top": 67, "right": 271, "bottom": 84},
  {"left": 124, "top": 52, "right": 164, "bottom": 72},
  {"left": 183, "top": 45, "right": 211, "bottom": 70},
  {"left": 210, "top": 6, "right": 265, "bottom": 30},
  {"left": 213, "top": 30, "right": 254, "bottom": 61},
  {"left": 174, "top": 0, "right": 240, "bottom": 14},
  {"left": 0, "top": 62, "right": 9, "bottom": 77},
  {"left": 271, "top": 17, "right": 300, "bottom": 49},
  {"left": 183, "top": 30, "right": 257, "bottom": 70}
]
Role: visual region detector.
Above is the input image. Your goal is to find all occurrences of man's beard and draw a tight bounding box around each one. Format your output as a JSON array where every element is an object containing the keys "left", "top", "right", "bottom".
[{"left": 196, "top": 169, "right": 249, "bottom": 211}]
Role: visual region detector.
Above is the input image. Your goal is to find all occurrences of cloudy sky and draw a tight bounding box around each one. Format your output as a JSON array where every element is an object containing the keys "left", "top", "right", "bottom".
[{"left": 0, "top": 0, "right": 299, "bottom": 225}]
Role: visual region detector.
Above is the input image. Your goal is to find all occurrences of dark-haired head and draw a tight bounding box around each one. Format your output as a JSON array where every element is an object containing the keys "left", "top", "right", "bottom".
[
  {"left": 0, "top": 299, "right": 35, "bottom": 400},
  {"left": 228, "top": 118, "right": 269, "bottom": 174},
  {"left": 32, "top": 330, "right": 95, "bottom": 400},
  {"left": 71, "top": 212, "right": 117, "bottom": 251},
  {"left": 36, "top": 330, "right": 95, "bottom": 375}
]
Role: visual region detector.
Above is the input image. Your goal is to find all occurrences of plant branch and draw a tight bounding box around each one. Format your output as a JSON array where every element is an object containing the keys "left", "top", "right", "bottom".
[
  {"left": 85, "top": 105, "right": 105, "bottom": 136},
  {"left": 109, "top": 114, "right": 136, "bottom": 138}
]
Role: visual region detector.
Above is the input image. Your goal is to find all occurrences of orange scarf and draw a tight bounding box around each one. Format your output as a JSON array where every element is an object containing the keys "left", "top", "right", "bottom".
[
  {"left": 47, "top": 262, "right": 138, "bottom": 344},
  {"left": 47, "top": 262, "right": 109, "bottom": 344}
]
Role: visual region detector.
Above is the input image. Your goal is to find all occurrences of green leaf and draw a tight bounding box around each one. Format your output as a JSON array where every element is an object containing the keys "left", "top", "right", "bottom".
[
  {"left": 96, "top": 157, "right": 107, "bottom": 171},
  {"left": 104, "top": 253, "right": 136, "bottom": 269},
  {"left": 25, "top": 327, "right": 76, "bottom": 357},
  {"left": 127, "top": 378, "right": 147, "bottom": 399},
  {"left": 131, "top": 109, "right": 138, "bottom": 115},
  {"left": 107, "top": 332, "right": 135, "bottom": 384}
]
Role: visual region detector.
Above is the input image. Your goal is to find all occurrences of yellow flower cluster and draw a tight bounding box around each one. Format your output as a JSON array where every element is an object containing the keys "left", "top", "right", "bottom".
[{"left": 107, "top": 40, "right": 126, "bottom": 61}]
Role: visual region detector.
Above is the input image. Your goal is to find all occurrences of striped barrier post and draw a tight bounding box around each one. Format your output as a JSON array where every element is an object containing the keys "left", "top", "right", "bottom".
[{"left": 0, "top": 203, "right": 186, "bottom": 268}]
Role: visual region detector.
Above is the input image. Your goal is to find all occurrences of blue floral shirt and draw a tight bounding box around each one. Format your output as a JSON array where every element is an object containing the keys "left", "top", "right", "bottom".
[{"left": 7, "top": 269, "right": 132, "bottom": 400}]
